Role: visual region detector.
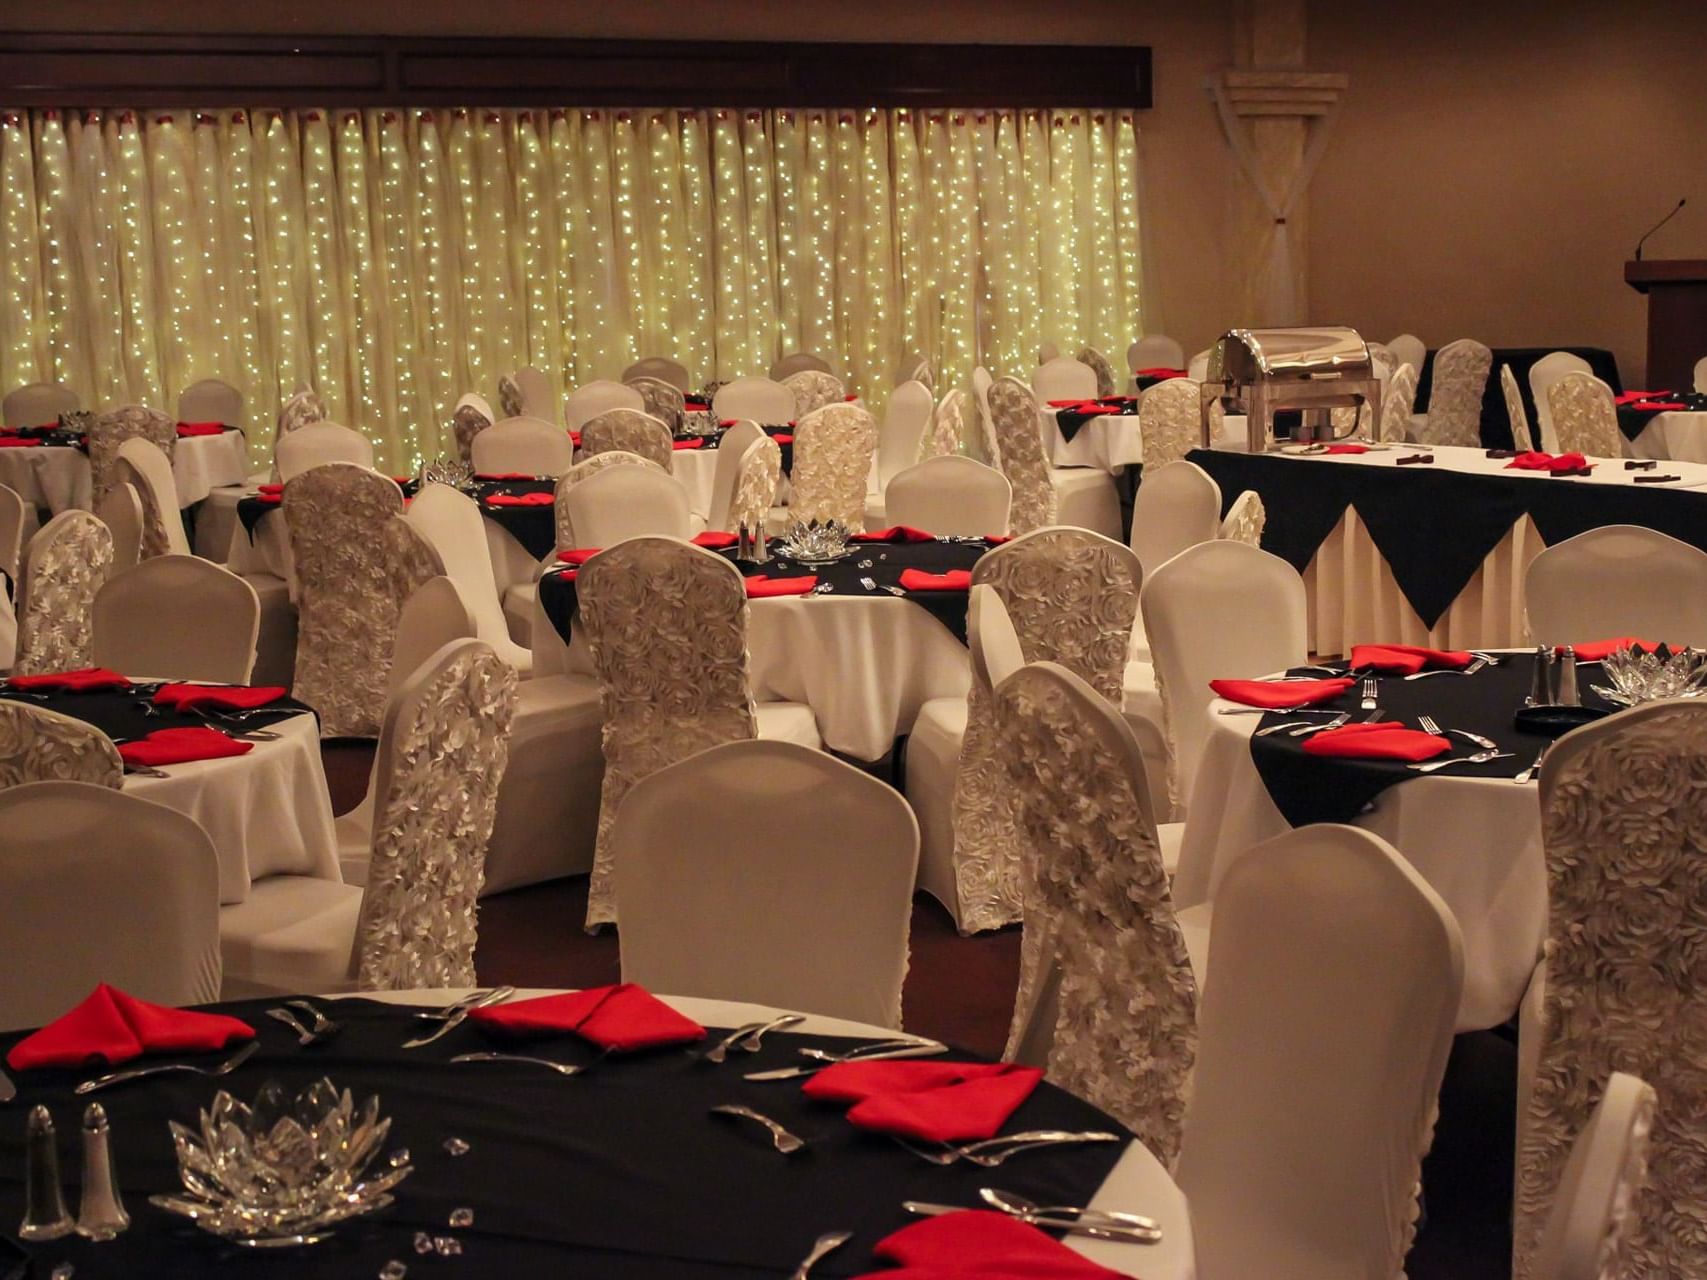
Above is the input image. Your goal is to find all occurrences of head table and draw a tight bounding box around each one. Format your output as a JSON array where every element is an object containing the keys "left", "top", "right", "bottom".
[{"left": 0, "top": 989, "right": 1195, "bottom": 1279}]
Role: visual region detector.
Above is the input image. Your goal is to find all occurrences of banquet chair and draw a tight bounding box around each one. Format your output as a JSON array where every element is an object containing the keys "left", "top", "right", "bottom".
[
  {"left": 275, "top": 421, "right": 374, "bottom": 481},
  {"left": 262, "top": 386, "right": 328, "bottom": 483},
  {"left": 1174, "top": 824, "right": 1463, "bottom": 1280},
  {"left": 625, "top": 376, "right": 686, "bottom": 433},
  {"left": 1387, "top": 332, "right": 1427, "bottom": 375},
  {"left": 1380, "top": 362, "right": 1420, "bottom": 442},
  {"left": 1515, "top": 700, "right": 1707, "bottom": 1278},
  {"left": 1695, "top": 355, "right": 1707, "bottom": 394},
  {"left": 88, "top": 404, "right": 175, "bottom": 503},
  {"left": 785, "top": 369, "right": 847, "bottom": 419},
  {"left": 1218, "top": 490, "right": 1267, "bottom": 547},
  {"left": 547, "top": 451, "right": 668, "bottom": 557},
  {"left": 1037, "top": 341, "right": 1060, "bottom": 364},
  {"left": 884, "top": 457, "right": 1011, "bottom": 537},
  {"left": 176, "top": 378, "right": 242, "bottom": 427},
  {"left": 0, "top": 782, "right": 221, "bottom": 1031},
  {"left": 994, "top": 661, "right": 1202, "bottom": 1159},
  {"left": 770, "top": 351, "right": 833, "bottom": 381},
  {"left": 969, "top": 367, "right": 1000, "bottom": 465},
  {"left": 94, "top": 481, "right": 143, "bottom": 573},
  {"left": 563, "top": 463, "right": 693, "bottom": 547},
  {"left": 14, "top": 510, "right": 113, "bottom": 676},
  {"left": 404, "top": 484, "right": 533, "bottom": 672},
  {"left": 712, "top": 376, "right": 795, "bottom": 425},
  {"left": 1546, "top": 372, "right": 1622, "bottom": 457},
  {"left": 497, "top": 372, "right": 524, "bottom": 420},
  {"left": 0, "top": 482, "right": 24, "bottom": 589},
  {"left": 989, "top": 376, "right": 1121, "bottom": 538},
  {"left": 1187, "top": 348, "right": 1211, "bottom": 381},
  {"left": 731, "top": 436, "right": 784, "bottom": 536},
  {"left": 3, "top": 381, "right": 78, "bottom": 428},
  {"left": 450, "top": 393, "right": 494, "bottom": 465},
  {"left": 791, "top": 402, "right": 878, "bottom": 531},
  {"left": 865, "top": 379, "right": 934, "bottom": 526},
  {"left": 1128, "top": 460, "right": 1223, "bottom": 582},
  {"left": 470, "top": 416, "right": 575, "bottom": 476},
  {"left": 1033, "top": 355, "right": 1098, "bottom": 404},
  {"left": 895, "top": 353, "right": 933, "bottom": 390},
  {"left": 1524, "top": 525, "right": 1707, "bottom": 647},
  {"left": 1416, "top": 338, "right": 1491, "bottom": 448},
  {"left": 0, "top": 702, "right": 122, "bottom": 789},
  {"left": 1502, "top": 364, "right": 1537, "bottom": 452},
  {"left": 564, "top": 379, "right": 644, "bottom": 431},
  {"left": 1076, "top": 346, "right": 1118, "bottom": 398},
  {"left": 922, "top": 388, "right": 967, "bottom": 461},
  {"left": 1143, "top": 540, "right": 1307, "bottom": 816},
  {"left": 114, "top": 437, "right": 191, "bottom": 558},
  {"left": 579, "top": 538, "right": 821, "bottom": 929},
  {"left": 92, "top": 556, "right": 259, "bottom": 683},
  {"left": 580, "top": 408, "right": 674, "bottom": 469},
  {"left": 622, "top": 357, "right": 692, "bottom": 392},
  {"left": 1138, "top": 378, "right": 1207, "bottom": 470},
  {"left": 1529, "top": 352, "right": 1592, "bottom": 453},
  {"left": 1129, "top": 335, "right": 1187, "bottom": 375},
  {"left": 219, "top": 638, "right": 517, "bottom": 997},
  {"left": 512, "top": 367, "right": 557, "bottom": 422},
  {"left": 703, "top": 420, "right": 766, "bottom": 532},
  {"left": 615, "top": 739, "right": 916, "bottom": 1027},
  {"left": 1524, "top": 1071, "right": 1655, "bottom": 1280}
]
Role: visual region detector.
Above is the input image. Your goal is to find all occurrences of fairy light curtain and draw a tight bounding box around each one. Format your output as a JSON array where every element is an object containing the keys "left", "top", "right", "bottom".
[{"left": 0, "top": 105, "right": 1145, "bottom": 471}]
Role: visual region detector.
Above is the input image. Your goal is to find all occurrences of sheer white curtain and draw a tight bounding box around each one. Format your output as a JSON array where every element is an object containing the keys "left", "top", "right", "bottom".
[{"left": 0, "top": 106, "right": 1146, "bottom": 471}]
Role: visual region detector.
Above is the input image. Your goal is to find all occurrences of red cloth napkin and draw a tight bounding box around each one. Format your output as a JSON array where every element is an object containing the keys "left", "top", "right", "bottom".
[
  {"left": 1349, "top": 643, "right": 1472, "bottom": 675},
  {"left": 474, "top": 472, "right": 536, "bottom": 481},
  {"left": 467, "top": 984, "right": 704, "bottom": 1052},
  {"left": 1209, "top": 676, "right": 1354, "bottom": 709},
  {"left": 983, "top": 535, "right": 1011, "bottom": 545},
  {"left": 569, "top": 431, "right": 583, "bottom": 447},
  {"left": 119, "top": 727, "right": 254, "bottom": 768},
  {"left": 691, "top": 530, "right": 739, "bottom": 549},
  {"left": 855, "top": 1211, "right": 1129, "bottom": 1279},
  {"left": 719, "top": 418, "right": 739, "bottom": 428},
  {"left": 256, "top": 483, "right": 284, "bottom": 495},
  {"left": 745, "top": 575, "right": 818, "bottom": 598},
  {"left": 1567, "top": 637, "right": 1664, "bottom": 661},
  {"left": 1045, "top": 399, "right": 1094, "bottom": 408},
  {"left": 557, "top": 547, "right": 601, "bottom": 565},
  {"left": 254, "top": 492, "right": 282, "bottom": 505},
  {"left": 1615, "top": 390, "right": 1672, "bottom": 405},
  {"left": 484, "top": 491, "right": 554, "bottom": 506},
  {"left": 1633, "top": 401, "right": 1687, "bottom": 411},
  {"left": 1324, "top": 443, "right": 1370, "bottom": 455},
  {"left": 1136, "top": 366, "right": 1186, "bottom": 380},
  {"left": 851, "top": 526, "right": 938, "bottom": 544},
  {"left": 899, "top": 569, "right": 973, "bottom": 593},
  {"left": 8, "top": 667, "right": 133, "bottom": 693},
  {"left": 771, "top": 432, "right": 794, "bottom": 445},
  {"left": 845, "top": 393, "right": 860, "bottom": 402},
  {"left": 153, "top": 683, "right": 287, "bottom": 712},
  {"left": 175, "top": 421, "right": 227, "bottom": 437},
  {"left": 804, "top": 1060, "right": 1043, "bottom": 1142},
  {"left": 0, "top": 436, "right": 43, "bottom": 447},
  {"left": 1507, "top": 451, "right": 1593, "bottom": 473},
  {"left": 1302, "top": 721, "right": 1450, "bottom": 762},
  {"left": 672, "top": 437, "right": 705, "bottom": 450},
  {"left": 6, "top": 984, "right": 254, "bottom": 1072}
]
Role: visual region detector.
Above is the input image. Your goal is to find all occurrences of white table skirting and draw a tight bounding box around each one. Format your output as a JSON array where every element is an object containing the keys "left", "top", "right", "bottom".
[
  {"left": 1627, "top": 410, "right": 1707, "bottom": 464},
  {"left": 0, "top": 431, "right": 248, "bottom": 516}
]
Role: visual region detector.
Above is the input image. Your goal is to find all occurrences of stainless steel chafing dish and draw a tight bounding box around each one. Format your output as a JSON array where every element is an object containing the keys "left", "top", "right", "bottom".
[{"left": 1200, "top": 327, "right": 1381, "bottom": 451}]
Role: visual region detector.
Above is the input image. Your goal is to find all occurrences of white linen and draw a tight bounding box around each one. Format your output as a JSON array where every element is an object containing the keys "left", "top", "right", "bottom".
[
  {"left": 1044, "top": 405, "right": 1144, "bottom": 472},
  {"left": 122, "top": 708, "right": 340, "bottom": 905},
  {"left": 1172, "top": 696, "right": 1544, "bottom": 1032},
  {"left": 354, "top": 988, "right": 1196, "bottom": 1280},
  {"left": 671, "top": 446, "right": 719, "bottom": 518},
  {"left": 1625, "top": 409, "right": 1707, "bottom": 464},
  {"left": 0, "top": 432, "right": 246, "bottom": 515}
]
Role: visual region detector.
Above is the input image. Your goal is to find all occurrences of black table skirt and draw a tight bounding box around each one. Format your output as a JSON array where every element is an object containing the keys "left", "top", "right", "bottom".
[
  {"left": 0, "top": 999, "right": 1129, "bottom": 1278},
  {"left": 1415, "top": 346, "right": 1622, "bottom": 449}
]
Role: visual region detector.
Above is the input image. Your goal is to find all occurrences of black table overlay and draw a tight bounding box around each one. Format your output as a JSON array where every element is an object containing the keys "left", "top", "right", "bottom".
[
  {"left": 1246, "top": 653, "right": 1618, "bottom": 827},
  {"left": 238, "top": 477, "right": 560, "bottom": 560},
  {"left": 0, "top": 425, "right": 85, "bottom": 450},
  {"left": 0, "top": 683, "right": 313, "bottom": 757},
  {"left": 0, "top": 998, "right": 1132, "bottom": 1278},
  {"left": 539, "top": 538, "right": 992, "bottom": 649},
  {"left": 676, "top": 422, "right": 795, "bottom": 475},
  {"left": 1187, "top": 447, "right": 1707, "bottom": 629},
  {"left": 1415, "top": 346, "right": 1622, "bottom": 449},
  {"left": 1616, "top": 390, "right": 1707, "bottom": 442},
  {"left": 1054, "top": 398, "right": 1139, "bottom": 445}
]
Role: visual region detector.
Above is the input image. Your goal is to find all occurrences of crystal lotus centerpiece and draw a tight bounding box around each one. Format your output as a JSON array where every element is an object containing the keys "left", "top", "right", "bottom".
[
  {"left": 1590, "top": 644, "right": 1707, "bottom": 707},
  {"left": 419, "top": 455, "right": 478, "bottom": 493},
  {"left": 150, "top": 1079, "right": 411, "bottom": 1247},
  {"left": 776, "top": 519, "right": 851, "bottom": 564}
]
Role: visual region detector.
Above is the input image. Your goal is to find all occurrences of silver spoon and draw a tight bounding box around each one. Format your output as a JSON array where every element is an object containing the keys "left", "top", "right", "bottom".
[{"left": 791, "top": 1230, "right": 852, "bottom": 1279}]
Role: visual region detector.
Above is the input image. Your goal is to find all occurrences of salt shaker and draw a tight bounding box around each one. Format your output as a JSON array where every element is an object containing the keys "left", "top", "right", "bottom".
[
  {"left": 76, "top": 1102, "right": 130, "bottom": 1240},
  {"left": 1557, "top": 645, "right": 1580, "bottom": 707},
  {"left": 19, "top": 1106, "right": 74, "bottom": 1241},
  {"left": 1529, "top": 646, "right": 1555, "bottom": 706}
]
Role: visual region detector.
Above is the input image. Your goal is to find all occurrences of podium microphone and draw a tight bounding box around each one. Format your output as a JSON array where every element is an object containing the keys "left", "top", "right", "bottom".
[{"left": 1635, "top": 197, "right": 1687, "bottom": 261}]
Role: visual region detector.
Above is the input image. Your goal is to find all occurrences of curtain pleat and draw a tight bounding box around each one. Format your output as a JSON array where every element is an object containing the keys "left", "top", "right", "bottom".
[{"left": 0, "top": 104, "right": 1145, "bottom": 471}]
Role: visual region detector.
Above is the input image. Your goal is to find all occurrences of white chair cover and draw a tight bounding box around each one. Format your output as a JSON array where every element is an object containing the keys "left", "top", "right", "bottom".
[
  {"left": 470, "top": 416, "right": 575, "bottom": 476},
  {"left": 987, "top": 376, "right": 1059, "bottom": 534},
  {"left": 1524, "top": 525, "right": 1707, "bottom": 646},
  {"left": 1138, "top": 379, "right": 1203, "bottom": 470},
  {"left": 1526, "top": 1072, "right": 1655, "bottom": 1280},
  {"left": 791, "top": 403, "right": 878, "bottom": 531},
  {"left": 177, "top": 378, "right": 242, "bottom": 426},
  {"left": 1076, "top": 346, "right": 1118, "bottom": 398},
  {"left": 0, "top": 781, "right": 221, "bottom": 1031},
  {"left": 1547, "top": 373, "right": 1622, "bottom": 458},
  {"left": 15, "top": 510, "right": 112, "bottom": 676},
  {"left": 704, "top": 420, "right": 765, "bottom": 531},
  {"left": 1175, "top": 824, "right": 1464, "bottom": 1280},
  {"left": 1037, "top": 341, "right": 1061, "bottom": 365},
  {"left": 876, "top": 380, "right": 934, "bottom": 488},
  {"left": 1387, "top": 333, "right": 1427, "bottom": 375},
  {"left": 554, "top": 451, "right": 667, "bottom": 548},
  {"left": 450, "top": 393, "right": 494, "bottom": 465},
  {"left": 615, "top": 739, "right": 917, "bottom": 1028},
  {"left": 1129, "top": 460, "right": 1223, "bottom": 580},
  {"left": 895, "top": 353, "right": 933, "bottom": 390},
  {"left": 1187, "top": 348, "right": 1211, "bottom": 381},
  {"left": 1419, "top": 338, "right": 1492, "bottom": 448},
  {"left": 3, "top": 381, "right": 77, "bottom": 428},
  {"left": 1695, "top": 355, "right": 1707, "bottom": 394},
  {"left": 1129, "top": 335, "right": 1187, "bottom": 372},
  {"left": 275, "top": 421, "right": 374, "bottom": 481},
  {"left": 622, "top": 357, "right": 692, "bottom": 392},
  {"left": 1218, "top": 490, "right": 1267, "bottom": 546},
  {"left": 94, "top": 481, "right": 143, "bottom": 574},
  {"left": 497, "top": 372, "right": 524, "bottom": 419},
  {"left": 580, "top": 408, "right": 674, "bottom": 469},
  {"left": 404, "top": 484, "right": 533, "bottom": 671},
  {"left": 1502, "top": 364, "right": 1537, "bottom": 452},
  {"left": 269, "top": 389, "right": 327, "bottom": 474},
  {"left": 625, "top": 376, "right": 686, "bottom": 434},
  {"left": 884, "top": 457, "right": 1011, "bottom": 537},
  {"left": 0, "top": 481, "right": 22, "bottom": 587},
  {"left": 89, "top": 404, "right": 175, "bottom": 504},
  {"left": 969, "top": 368, "right": 1000, "bottom": 464},
  {"left": 1380, "top": 362, "right": 1419, "bottom": 442},
  {"left": 922, "top": 388, "right": 967, "bottom": 461},
  {"left": 562, "top": 464, "right": 693, "bottom": 547},
  {"left": 784, "top": 369, "right": 847, "bottom": 419},
  {"left": 0, "top": 701, "right": 122, "bottom": 789},
  {"left": 115, "top": 437, "right": 190, "bottom": 557},
  {"left": 770, "top": 352, "right": 833, "bottom": 381},
  {"left": 93, "top": 556, "right": 259, "bottom": 683},
  {"left": 713, "top": 376, "right": 797, "bottom": 426},
  {"left": 512, "top": 367, "right": 556, "bottom": 422},
  {"left": 731, "top": 436, "right": 783, "bottom": 535},
  {"left": 1034, "top": 356, "right": 1098, "bottom": 403},
  {"left": 564, "top": 379, "right": 644, "bottom": 430},
  {"left": 1529, "top": 352, "right": 1592, "bottom": 453}
]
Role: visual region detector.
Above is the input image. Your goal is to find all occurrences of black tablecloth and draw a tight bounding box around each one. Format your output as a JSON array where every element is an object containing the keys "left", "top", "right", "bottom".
[
  {"left": 1187, "top": 447, "right": 1707, "bottom": 629},
  {"left": 1616, "top": 390, "right": 1707, "bottom": 442},
  {"left": 0, "top": 683, "right": 313, "bottom": 762},
  {"left": 1054, "top": 398, "right": 1140, "bottom": 445},
  {"left": 0, "top": 426, "right": 84, "bottom": 450},
  {"left": 540, "top": 538, "right": 992, "bottom": 648},
  {"left": 1415, "top": 346, "right": 1622, "bottom": 449},
  {"left": 1247, "top": 654, "right": 1617, "bottom": 827},
  {"left": 0, "top": 998, "right": 1130, "bottom": 1278}
]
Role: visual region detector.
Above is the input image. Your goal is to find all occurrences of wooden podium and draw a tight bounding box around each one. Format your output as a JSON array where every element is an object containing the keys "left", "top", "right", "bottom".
[{"left": 1625, "top": 259, "right": 1707, "bottom": 389}]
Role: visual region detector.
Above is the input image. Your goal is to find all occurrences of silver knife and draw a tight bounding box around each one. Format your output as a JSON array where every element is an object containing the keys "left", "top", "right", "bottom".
[
  {"left": 402, "top": 986, "right": 515, "bottom": 1048},
  {"left": 902, "top": 1201, "right": 1159, "bottom": 1244},
  {"left": 745, "top": 1042, "right": 948, "bottom": 1080}
]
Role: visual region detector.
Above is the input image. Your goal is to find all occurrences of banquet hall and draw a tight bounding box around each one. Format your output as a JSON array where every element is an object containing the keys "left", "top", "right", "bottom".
[{"left": 1, "top": 0, "right": 1705, "bottom": 1276}]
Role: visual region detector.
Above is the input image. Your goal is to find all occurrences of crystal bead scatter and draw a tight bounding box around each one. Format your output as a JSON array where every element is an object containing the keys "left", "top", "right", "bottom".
[
  {"left": 449, "top": 1207, "right": 475, "bottom": 1227},
  {"left": 75, "top": 1104, "right": 129, "bottom": 1240},
  {"left": 50, "top": 1265, "right": 75, "bottom": 1280},
  {"left": 379, "top": 1263, "right": 408, "bottom": 1280},
  {"left": 433, "top": 1237, "right": 463, "bottom": 1256},
  {"left": 414, "top": 1233, "right": 435, "bottom": 1254},
  {"left": 443, "top": 1137, "right": 470, "bottom": 1156},
  {"left": 20, "top": 1106, "right": 74, "bottom": 1241},
  {"left": 1591, "top": 645, "right": 1707, "bottom": 707},
  {"left": 776, "top": 519, "right": 851, "bottom": 564}
]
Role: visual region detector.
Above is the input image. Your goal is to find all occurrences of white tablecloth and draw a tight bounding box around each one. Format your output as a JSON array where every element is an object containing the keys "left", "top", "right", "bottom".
[
  {"left": 1627, "top": 410, "right": 1707, "bottom": 464},
  {"left": 531, "top": 590, "right": 971, "bottom": 761},
  {"left": 0, "top": 432, "right": 248, "bottom": 515},
  {"left": 355, "top": 988, "right": 1196, "bottom": 1280},
  {"left": 1173, "top": 694, "right": 1543, "bottom": 1031},
  {"left": 124, "top": 708, "right": 340, "bottom": 905},
  {"left": 1044, "top": 407, "right": 1144, "bottom": 472}
]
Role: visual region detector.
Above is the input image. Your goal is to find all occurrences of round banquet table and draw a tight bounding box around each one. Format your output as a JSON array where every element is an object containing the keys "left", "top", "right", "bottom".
[
  {"left": 0, "top": 430, "right": 247, "bottom": 518},
  {"left": 1045, "top": 402, "right": 1144, "bottom": 472},
  {"left": 0, "top": 989, "right": 1194, "bottom": 1278}
]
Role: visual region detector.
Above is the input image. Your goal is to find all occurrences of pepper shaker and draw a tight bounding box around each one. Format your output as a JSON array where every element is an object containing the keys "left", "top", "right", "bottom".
[
  {"left": 19, "top": 1106, "right": 74, "bottom": 1241},
  {"left": 1529, "top": 646, "right": 1555, "bottom": 706},
  {"left": 76, "top": 1102, "right": 130, "bottom": 1240},
  {"left": 1557, "top": 645, "right": 1580, "bottom": 707}
]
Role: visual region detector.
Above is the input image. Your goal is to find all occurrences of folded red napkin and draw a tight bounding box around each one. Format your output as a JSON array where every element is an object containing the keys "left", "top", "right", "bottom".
[
  {"left": 1349, "top": 643, "right": 1472, "bottom": 675},
  {"left": 855, "top": 1211, "right": 1129, "bottom": 1279},
  {"left": 484, "top": 491, "right": 554, "bottom": 506},
  {"left": 0, "top": 436, "right": 43, "bottom": 447},
  {"left": 1045, "top": 399, "right": 1094, "bottom": 408},
  {"left": 691, "top": 530, "right": 739, "bottom": 549},
  {"left": 153, "top": 683, "right": 287, "bottom": 712},
  {"left": 1507, "top": 451, "right": 1593, "bottom": 473},
  {"left": 119, "top": 727, "right": 254, "bottom": 768},
  {"left": 569, "top": 431, "right": 583, "bottom": 447},
  {"left": 745, "top": 574, "right": 819, "bottom": 598},
  {"left": 256, "top": 482, "right": 284, "bottom": 495},
  {"left": 1302, "top": 721, "right": 1450, "bottom": 762},
  {"left": 845, "top": 393, "right": 860, "bottom": 402},
  {"left": 1634, "top": 401, "right": 1687, "bottom": 411},
  {"left": 719, "top": 418, "right": 739, "bottom": 428},
  {"left": 1324, "top": 443, "right": 1370, "bottom": 455},
  {"left": 672, "top": 437, "right": 705, "bottom": 450},
  {"left": 474, "top": 471, "right": 536, "bottom": 481},
  {"left": 1209, "top": 676, "right": 1354, "bottom": 709},
  {"left": 467, "top": 984, "right": 704, "bottom": 1052},
  {"left": 1136, "top": 366, "right": 1186, "bottom": 380},
  {"left": 175, "top": 421, "right": 227, "bottom": 437},
  {"left": 1567, "top": 637, "right": 1663, "bottom": 661},
  {"left": 771, "top": 432, "right": 794, "bottom": 445},
  {"left": 804, "top": 1060, "right": 1044, "bottom": 1142},
  {"left": 557, "top": 547, "right": 601, "bottom": 565},
  {"left": 899, "top": 569, "right": 973, "bottom": 593},
  {"left": 8, "top": 667, "right": 133, "bottom": 693},
  {"left": 6, "top": 983, "right": 255, "bottom": 1072},
  {"left": 254, "top": 492, "right": 282, "bottom": 505},
  {"left": 984, "top": 535, "right": 1011, "bottom": 545},
  {"left": 1615, "top": 390, "right": 1672, "bottom": 405},
  {"left": 852, "top": 526, "right": 938, "bottom": 544}
]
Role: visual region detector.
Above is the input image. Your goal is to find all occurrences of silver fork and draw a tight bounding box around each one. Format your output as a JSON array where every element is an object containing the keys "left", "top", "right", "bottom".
[
  {"left": 285, "top": 999, "right": 339, "bottom": 1044},
  {"left": 1360, "top": 676, "right": 1378, "bottom": 710},
  {"left": 1255, "top": 720, "right": 1311, "bottom": 737},
  {"left": 895, "top": 1130, "right": 1122, "bottom": 1166},
  {"left": 1407, "top": 749, "right": 1515, "bottom": 773},
  {"left": 1289, "top": 711, "right": 1349, "bottom": 737},
  {"left": 736, "top": 1013, "right": 804, "bottom": 1053},
  {"left": 1515, "top": 747, "right": 1548, "bottom": 784},
  {"left": 710, "top": 1104, "right": 807, "bottom": 1154},
  {"left": 792, "top": 1231, "right": 852, "bottom": 1279},
  {"left": 450, "top": 1049, "right": 609, "bottom": 1077},
  {"left": 76, "top": 1040, "right": 259, "bottom": 1094},
  {"left": 1404, "top": 657, "right": 1489, "bottom": 680},
  {"left": 266, "top": 1006, "right": 317, "bottom": 1045}
]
